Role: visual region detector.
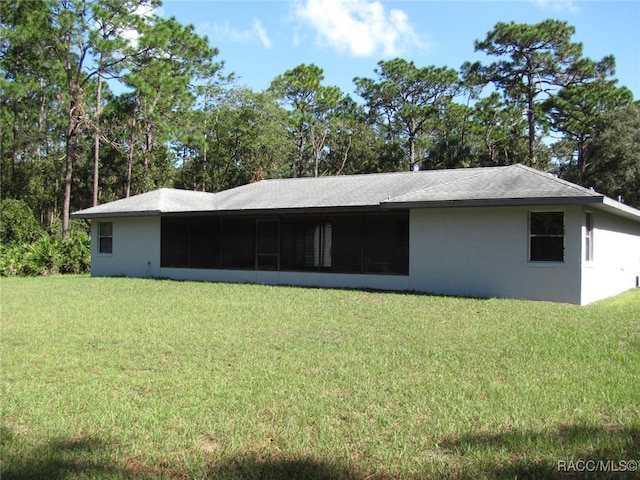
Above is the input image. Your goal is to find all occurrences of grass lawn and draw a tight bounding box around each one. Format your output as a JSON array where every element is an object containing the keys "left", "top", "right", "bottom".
[{"left": 1, "top": 276, "right": 639, "bottom": 479}]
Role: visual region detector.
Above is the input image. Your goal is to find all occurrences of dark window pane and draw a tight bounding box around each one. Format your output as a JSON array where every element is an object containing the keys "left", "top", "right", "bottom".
[
  {"left": 161, "top": 217, "right": 190, "bottom": 268},
  {"left": 257, "top": 221, "right": 279, "bottom": 254},
  {"left": 280, "top": 219, "right": 331, "bottom": 271},
  {"left": 280, "top": 221, "right": 304, "bottom": 270},
  {"left": 99, "top": 221, "right": 112, "bottom": 237},
  {"left": 363, "top": 213, "right": 409, "bottom": 274},
  {"left": 191, "top": 217, "right": 220, "bottom": 269},
  {"left": 529, "top": 212, "right": 564, "bottom": 262},
  {"left": 530, "top": 212, "right": 563, "bottom": 235},
  {"left": 99, "top": 237, "right": 112, "bottom": 254},
  {"left": 221, "top": 217, "right": 255, "bottom": 269},
  {"left": 530, "top": 237, "right": 564, "bottom": 261},
  {"left": 330, "top": 215, "right": 363, "bottom": 273}
]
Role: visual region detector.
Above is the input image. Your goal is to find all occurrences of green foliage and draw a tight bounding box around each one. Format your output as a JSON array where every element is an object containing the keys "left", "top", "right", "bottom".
[
  {"left": 470, "top": 20, "right": 585, "bottom": 168},
  {"left": 58, "top": 231, "right": 91, "bottom": 274},
  {"left": 355, "top": 58, "right": 461, "bottom": 171},
  {"left": 0, "top": 199, "right": 42, "bottom": 244},
  {"left": 0, "top": 225, "right": 90, "bottom": 277},
  {"left": 578, "top": 103, "right": 640, "bottom": 208}
]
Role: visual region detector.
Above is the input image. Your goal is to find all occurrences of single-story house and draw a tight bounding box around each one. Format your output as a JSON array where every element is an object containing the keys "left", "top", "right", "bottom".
[{"left": 72, "top": 164, "right": 640, "bottom": 305}]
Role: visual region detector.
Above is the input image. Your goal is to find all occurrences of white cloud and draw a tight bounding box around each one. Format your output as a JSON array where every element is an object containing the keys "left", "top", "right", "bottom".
[
  {"left": 293, "top": 0, "right": 427, "bottom": 57},
  {"left": 200, "top": 19, "right": 272, "bottom": 49},
  {"left": 531, "top": 0, "right": 579, "bottom": 13},
  {"left": 253, "top": 19, "right": 272, "bottom": 49},
  {"left": 118, "top": 1, "right": 162, "bottom": 49}
]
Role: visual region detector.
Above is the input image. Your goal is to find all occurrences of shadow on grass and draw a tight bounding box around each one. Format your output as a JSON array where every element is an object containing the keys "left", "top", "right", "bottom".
[
  {"left": 1, "top": 426, "right": 144, "bottom": 480},
  {"left": 1, "top": 425, "right": 365, "bottom": 480},
  {"left": 203, "top": 453, "right": 364, "bottom": 480},
  {"left": 3, "top": 423, "right": 638, "bottom": 479},
  {"left": 440, "top": 423, "right": 640, "bottom": 479}
]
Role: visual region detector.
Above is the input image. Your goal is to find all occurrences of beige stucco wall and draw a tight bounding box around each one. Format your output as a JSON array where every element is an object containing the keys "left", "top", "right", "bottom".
[
  {"left": 160, "top": 268, "right": 410, "bottom": 292},
  {"left": 91, "top": 206, "right": 640, "bottom": 304},
  {"left": 408, "top": 206, "right": 584, "bottom": 304},
  {"left": 91, "top": 216, "right": 160, "bottom": 278},
  {"left": 580, "top": 208, "right": 640, "bottom": 304}
]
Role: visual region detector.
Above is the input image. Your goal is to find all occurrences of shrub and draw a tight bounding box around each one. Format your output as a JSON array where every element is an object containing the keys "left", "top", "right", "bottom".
[
  {"left": 0, "top": 230, "right": 90, "bottom": 277},
  {"left": 24, "top": 235, "right": 62, "bottom": 275},
  {"left": 0, "top": 199, "right": 42, "bottom": 245},
  {"left": 59, "top": 231, "right": 91, "bottom": 274},
  {"left": 0, "top": 244, "right": 25, "bottom": 276}
]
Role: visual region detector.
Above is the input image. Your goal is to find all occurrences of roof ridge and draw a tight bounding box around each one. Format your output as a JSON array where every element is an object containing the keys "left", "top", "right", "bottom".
[
  {"left": 254, "top": 165, "right": 504, "bottom": 185},
  {"left": 386, "top": 166, "right": 501, "bottom": 202},
  {"left": 512, "top": 164, "right": 602, "bottom": 197}
]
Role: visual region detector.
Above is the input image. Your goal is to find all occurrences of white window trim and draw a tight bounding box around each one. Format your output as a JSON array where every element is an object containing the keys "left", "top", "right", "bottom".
[
  {"left": 98, "top": 221, "right": 113, "bottom": 255},
  {"left": 527, "top": 210, "right": 565, "bottom": 264},
  {"left": 584, "top": 211, "right": 594, "bottom": 264}
]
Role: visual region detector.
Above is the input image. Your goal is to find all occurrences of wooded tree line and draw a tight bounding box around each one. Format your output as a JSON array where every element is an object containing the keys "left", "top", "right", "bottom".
[{"left": 2, "top": 0, "right": 639, "bottom": 242}]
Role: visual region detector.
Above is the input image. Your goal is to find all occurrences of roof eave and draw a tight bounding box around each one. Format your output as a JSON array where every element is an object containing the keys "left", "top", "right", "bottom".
[
  {"left": 596, "top": 197, "right": 640, "bottom": 221},
  {"left": 381, "top": 196, "right": 604, "bottom": 210},
  {"left": 70, "top": 210, "right": 161, "bottom": 219},
  {"left": 160, "top": 205, "right": 384, "bottom": 217}
]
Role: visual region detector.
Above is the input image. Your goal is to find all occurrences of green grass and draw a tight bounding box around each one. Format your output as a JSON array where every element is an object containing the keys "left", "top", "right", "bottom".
[{"left": 1, "top": 276, "right": 639, "bottom": 479}]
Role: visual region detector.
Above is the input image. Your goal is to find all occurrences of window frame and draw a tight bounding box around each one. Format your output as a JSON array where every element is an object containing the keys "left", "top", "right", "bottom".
[
  {"left": 584, "top": 211, "right": 594, "bottom": 262},
  {"left": 98, "top": 221, "right": 113, "bottom": 255},
  {"left": 159, "top": 211, "right": 409, "bottom": 275},
  {"left": 256, "top": 219, "right": 280, "bottom": 271},
  {"left": 528, "top": 211, "right": 565, "bottom": 263}
]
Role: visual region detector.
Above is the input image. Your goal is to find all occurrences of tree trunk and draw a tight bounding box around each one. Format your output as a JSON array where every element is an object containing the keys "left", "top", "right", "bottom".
[
  {"left": 93, "top": 66, "right": 103, "bottom": 206},
  {"left": 126, "top": 91, "right": 139, "bottom": 198},
  {"left": 526, "top": 74, "right": 536, "bottom": 167},
  {"left": 408, "top": 131, "right": 417, "bottom": 171},
  {"left": 62, "top": 114, "right": 74, "bottom": 240}
]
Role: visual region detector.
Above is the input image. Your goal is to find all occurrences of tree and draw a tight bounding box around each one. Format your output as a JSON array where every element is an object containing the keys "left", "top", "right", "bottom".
[
  {"left": 89, "top": 0, "right": 159, "bottom": 206},
  {"left": 122, "top": 15, "right": 222, "bottom": 196},
  {"left": 176, "top": 87, "right": 290, "bottom": 192},
  {"left": 322, "top": 96, "right": 389, "bottom": 175},
  {"left": 470, "top": 92, "right": 530, "bottom": 167},
  {"left": 0, "top": 199, "right": 42, "bottom": 245},
  {"left": 354, "top": 58, "right": 460, "bottom": 171},
  {"left": 0, "top": 0, "right": 67, "bottom": 225},
  {"left": 33, "top": 0, "right": 165, "bottom": 238},
  {"left": 269, "top": 64, "right": 347, "bottom": 177},
  {"left": 470, "top": 20, "right": 583, "bottom": 168},
  {"left": 577, "top": 103, "right": 640, "bottom": 208},
  {"left": 543, "top": 56, "right": 633, "bottom": 181}
]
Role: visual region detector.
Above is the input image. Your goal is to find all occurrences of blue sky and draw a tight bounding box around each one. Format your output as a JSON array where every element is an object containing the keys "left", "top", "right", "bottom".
[{"left": 159, "top": 0, "right": 639, "bottom": 100}]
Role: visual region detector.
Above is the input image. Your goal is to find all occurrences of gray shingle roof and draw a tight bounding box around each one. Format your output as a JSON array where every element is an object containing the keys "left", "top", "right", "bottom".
[{"left": 71, "top": 164, "right": 640, "bottom": 220}]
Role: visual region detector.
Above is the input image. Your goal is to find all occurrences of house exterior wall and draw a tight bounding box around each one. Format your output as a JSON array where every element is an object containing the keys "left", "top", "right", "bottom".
[
  {"left": 91, "top": 216, "right": 161, "bottom": 278},
  {"left": 90, "top": 205, "right": 640, "bottom": 305},
  {"left": 580, "top": 209, "right": 640, "bottom": 304},
  {"left": 408, "top": 206, "right": 584, "bottom": 304},
  {"left": 160, "top": 267, "right": 410, "bottom": 292}
]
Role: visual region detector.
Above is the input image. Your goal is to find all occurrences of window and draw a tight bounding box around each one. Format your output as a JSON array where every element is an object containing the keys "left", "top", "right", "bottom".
[
  {"left": 280, "top": 220, "right": 332, "bottom": 271},
  {"left": 99, "top": 221, "right": 113, "bottom": 254},
  {"left": 161, "top": 217, "right": 190, "bottom": 267},
  {"left": 529, "top": 212, "right": 564, "bottom": 262},
  {"left": 364, "top": 213, "right": 409, "bottom": 274},
  {"left": 220, "top": 217, "right": 255, "bottom": 269},
  {"left": 256, "top": 220, "right": 279, "bottom": 270},
  {"left": 330, "top": 215, "right": 364, "bottom": 273},
  {"left": 190, "top": 217, "right": 220, "bottom": 269},
  {"left": 585, "top": 212, "right": 593, "bottom": 261},
  {"left": 159, "top": 212, "right": 409, "bottom": 275}
]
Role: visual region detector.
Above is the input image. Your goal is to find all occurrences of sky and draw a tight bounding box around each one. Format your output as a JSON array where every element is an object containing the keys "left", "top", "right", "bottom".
[{"left": 158, "top": 0, "right": 640, "bottom": 101}]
